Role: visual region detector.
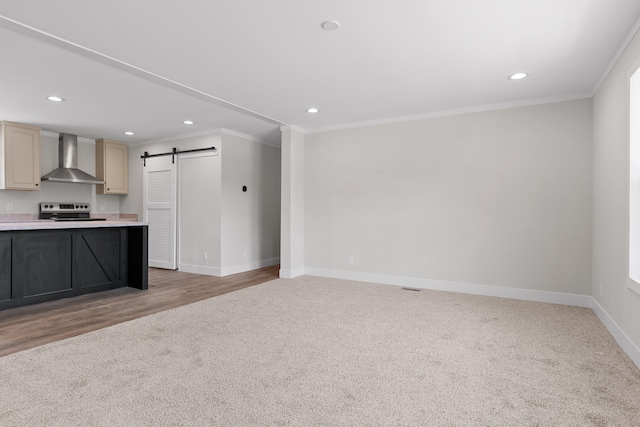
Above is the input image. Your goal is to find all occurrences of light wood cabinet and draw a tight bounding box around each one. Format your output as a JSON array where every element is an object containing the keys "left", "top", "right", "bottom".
[
  {"left": 95, "top": 139, "right": 128, "bottom": 194},
  {"left": 0, "top": 121, "right": 41, "bottom": 191}
]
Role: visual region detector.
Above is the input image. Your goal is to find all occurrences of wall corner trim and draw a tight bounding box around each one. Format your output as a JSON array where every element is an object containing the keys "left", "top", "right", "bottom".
[
  {"left": 591, "top": 298, "right": 640, "bottom": 369},
  {"left": 178, "top": 264, "right": 222, "bottom": 277},
  {"left": 280, "top": 125, "right": 306, "bottom": 134},
  {"left": 279, "top": 267, "right": 305, "bottom": 279}
]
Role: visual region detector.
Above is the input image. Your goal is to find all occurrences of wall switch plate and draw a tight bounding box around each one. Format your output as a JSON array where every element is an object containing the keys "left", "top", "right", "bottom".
[
  {"left": 203, "top": 252, "right": 208, "bottom": 261},
  {"left": 348, "top": 257, "right": 354, "bottom": 266},
  {"left": 6, "top": 203, "right": 13, "bottom": 211}
]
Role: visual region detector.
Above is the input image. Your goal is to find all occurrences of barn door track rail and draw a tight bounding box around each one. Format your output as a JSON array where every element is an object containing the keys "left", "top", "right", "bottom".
[{"left": 141, "top": 146, "right": 216, "bottom": 166}]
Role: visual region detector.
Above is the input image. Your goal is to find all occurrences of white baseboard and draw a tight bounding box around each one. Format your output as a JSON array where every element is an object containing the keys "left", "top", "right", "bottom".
[
  {"left": 221, "top": 257, "right": 280, "bottom": 277},
  {"left": 590, "top": 298, "right": 640, "bottom": 369},
  {"left": 178, "top": 263, "right": 222, "bottom": 277},
  {"left": 304, "top": 267, "right": 592, "bottom": 307}
]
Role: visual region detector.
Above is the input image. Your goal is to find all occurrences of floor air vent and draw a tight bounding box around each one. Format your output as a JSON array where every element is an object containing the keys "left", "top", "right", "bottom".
[{"left": 401, "top": 287, "right": 421, "bottom": 292}]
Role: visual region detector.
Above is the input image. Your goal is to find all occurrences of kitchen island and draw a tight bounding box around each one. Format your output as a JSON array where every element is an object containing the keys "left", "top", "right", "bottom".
[{"left": 0, "top": 221, "right": 148, "bottom": 311}]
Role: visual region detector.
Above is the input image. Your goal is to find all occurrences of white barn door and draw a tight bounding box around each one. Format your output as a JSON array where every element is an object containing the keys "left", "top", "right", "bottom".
[{"left": 143, "top": 156, "right": 177, "bottom": 269}]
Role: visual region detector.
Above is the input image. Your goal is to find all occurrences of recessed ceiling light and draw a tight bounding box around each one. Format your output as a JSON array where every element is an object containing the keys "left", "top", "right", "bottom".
[
  {"left": 183, "top": 120, "right": 194, "bottom": 125},
  {"left": 47, "top": 96, "right": 64, "bottom": 102},
  {"left": 508, "top": 72, "right": 528, "bottom": 80},
  {"left": 321, "top": 20, "right": 340, "bottom": 31},
  {"left": 124, "top": 131, "right": 134, "bottom": 136},
  {"left": 306, "top": 107, "right": 319, "bottom": 113}
]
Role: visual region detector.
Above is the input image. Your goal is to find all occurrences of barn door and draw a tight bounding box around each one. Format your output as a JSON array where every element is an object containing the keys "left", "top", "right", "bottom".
[{"left": 143, "top": 155, "right": 177, "bottom": 269}]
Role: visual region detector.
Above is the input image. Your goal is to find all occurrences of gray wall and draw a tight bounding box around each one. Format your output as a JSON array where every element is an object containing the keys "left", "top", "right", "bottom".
[
  {"left": 302, "top": 99, "right": 593, "bottom": 295},
  {"left": 592, "top": 27, "right": 640, "bottom": 352},
  {"left": 220, "top": 132, "right": 281, "bottom": 275}
]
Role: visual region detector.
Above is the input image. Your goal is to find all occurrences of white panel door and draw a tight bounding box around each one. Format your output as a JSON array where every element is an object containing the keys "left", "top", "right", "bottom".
[{"left": 143, "top": 156, "right": 177, "bottom": 269}]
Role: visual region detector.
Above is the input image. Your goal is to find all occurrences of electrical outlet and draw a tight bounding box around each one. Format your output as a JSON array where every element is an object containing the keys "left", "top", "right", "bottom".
[
  {"left": 6, "top": 203, "right": 13, "bottom": 211},
  {"left": 599, "top": 284, "right": 603, "bottom": 297},
  {"left": 203, "top": 252, "right": 208, "bottom": 261},
  {"left": 348, "top": 257, "right": 354, "bottom": 266},
  {"left": 99, "top": 204, "right": 105, "bottom": 211}
]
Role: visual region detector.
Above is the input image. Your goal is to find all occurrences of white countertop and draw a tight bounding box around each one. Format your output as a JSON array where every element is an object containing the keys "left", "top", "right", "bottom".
[{"left": 0, "top": 220, "right": 146, "bottom": 231}]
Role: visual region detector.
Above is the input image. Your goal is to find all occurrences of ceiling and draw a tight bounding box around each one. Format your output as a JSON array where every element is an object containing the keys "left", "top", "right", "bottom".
[{"left": 1, "top": 0, "right": 640, "bottom": 146}]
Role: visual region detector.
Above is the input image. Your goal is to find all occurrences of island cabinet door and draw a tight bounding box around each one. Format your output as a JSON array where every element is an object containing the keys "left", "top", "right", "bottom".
[
  {"left": 12, "top": 232, "right": 72, "bottom": 298},
  {"left": 0, "top": 237, "right": 10, "bottom": 302},
  {"left": 72, "top": 228, "right": 125, "bottom": 289}
]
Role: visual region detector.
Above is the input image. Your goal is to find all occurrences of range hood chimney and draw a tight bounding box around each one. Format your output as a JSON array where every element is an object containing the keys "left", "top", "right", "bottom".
[{"left": 41, "top": 133, "right": 104, "bottom": 185}]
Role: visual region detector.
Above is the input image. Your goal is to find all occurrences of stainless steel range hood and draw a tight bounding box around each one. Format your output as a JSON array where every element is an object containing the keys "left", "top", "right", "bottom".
[{"left": 41, "top": 133, "right": 104, "bottom": 185}]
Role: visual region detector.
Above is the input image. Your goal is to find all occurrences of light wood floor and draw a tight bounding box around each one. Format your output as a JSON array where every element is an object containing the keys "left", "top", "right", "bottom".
[{"left": 0, "top": 265, "right": 280, "bottom": 357}]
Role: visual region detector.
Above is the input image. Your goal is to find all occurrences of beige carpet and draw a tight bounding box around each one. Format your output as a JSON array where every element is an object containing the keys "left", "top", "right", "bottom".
[{"left": 1, "top": 276, "right": 639, "bottom": 426}]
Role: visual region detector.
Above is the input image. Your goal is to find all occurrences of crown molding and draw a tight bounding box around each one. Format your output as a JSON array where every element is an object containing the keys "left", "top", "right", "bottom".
[
  {"left": 132, "top": 128, "right": 279, "bottom": 148},
  {"left": 591, "top": 13, "right": 640, "bottom": 96},
  {"left": 130, "top": 129, "right": 223, "bottom": 146},
  {"left": 302, "top": 94, "right": 591, "bottom": 134}
]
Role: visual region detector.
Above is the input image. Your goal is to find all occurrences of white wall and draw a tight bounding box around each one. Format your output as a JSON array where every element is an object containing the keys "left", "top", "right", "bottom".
[
  {"left": 178, "top": 152, "right": 222, "bottom": 274},
  {"left": 592, "top": 27, "right": 640, "bottom": 353},
  {"left": 280, "top": 128, "right": 305, "bottom": 278},
  {"left": 0, "top": 132, "right": 120, "bottom": 215},
  {"left": 220, "top": 132, "right": 281, "bottom": 275},
  {"left": 302, "top": 99, "right": 593, "bottom": 296}
]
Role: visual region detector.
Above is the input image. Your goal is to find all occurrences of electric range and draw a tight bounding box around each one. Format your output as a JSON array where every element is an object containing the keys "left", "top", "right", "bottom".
[{"left": 39, "top": 202, "right": 107, "bottom": 221}]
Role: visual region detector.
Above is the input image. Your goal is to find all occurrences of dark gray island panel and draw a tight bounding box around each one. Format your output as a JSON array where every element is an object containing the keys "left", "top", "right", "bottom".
[
  {"left": 13, "top": 231, "right": 73, "bottom": 299},
  {"left": 72, "top": 228, "right": 124, "bottom": 289},
  {"left": 0, "top": 224, "right": 148, "bottom": 311},
  {"left": 0, "top": 237, "right": 10, "bottom": 302},
  {"left": 126, "top": 226, "right": 148, "bottom": 290}
]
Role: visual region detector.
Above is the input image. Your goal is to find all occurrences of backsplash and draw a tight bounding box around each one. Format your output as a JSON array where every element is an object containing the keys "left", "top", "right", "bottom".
[
  {"left": 0, "top": 214, "right": 38, "bottom": 221},
  {"left": 90, "top": 213, "right": 138, "bottom": 221}
]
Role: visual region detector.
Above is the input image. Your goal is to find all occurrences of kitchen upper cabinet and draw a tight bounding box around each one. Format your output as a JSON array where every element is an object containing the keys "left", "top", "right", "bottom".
[
  {"left": 95, "top": 138, "right": 128, "bottom": 194},
  {"left": 0, "top": 121, "right": 41, "bottom": 191}
]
